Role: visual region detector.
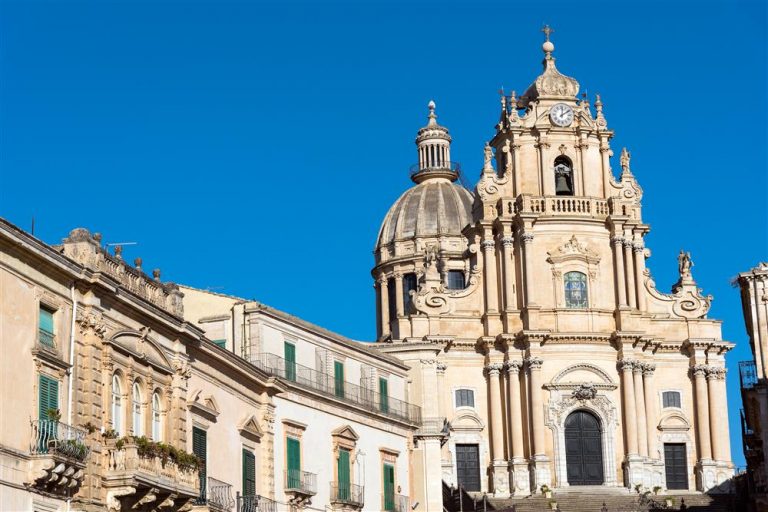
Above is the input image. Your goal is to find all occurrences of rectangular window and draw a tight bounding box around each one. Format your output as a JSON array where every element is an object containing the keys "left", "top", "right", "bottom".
[
  {"left": 337, "top": 448, "right": 351, "bottom": 500},
  {"left": 446, "top": 270, "right": 465, "bottom": 290},
  {"left": 38, "top": 375, "right": 59, "bottom": 420},
  {"left": 284, "top": 342, "right": 296, "bottom": 382},
  {"left": 455, "top": 389, "right": 475, "bottom": 408},
  {"left": 379, "top": 377, "right": 389, "bottom": 413},
  {"left": 242, "top": 448, "right": 256, "bottom": 497},
  {"left": 334, "top": 361, "right": 345, "bottom": 398},
  {"left": 38, "top": 306, "right": 55, "bottom": 347},
  {"left": 663, "top": 391, "right": 682, "bottom": 408},
  {"left": 286, "top": 437, "right": 301, "bottom": 489},
  {"left": 192, "top": 427, "right": 207, "bottom": 503},
  {"left": 383, "top": 463, "right": 395, "bottom": 511},
  {"left": 211, "top": 339, "right": 226, "bottom": 349},
  {"left": 402, "top": 273, "right": 417, "bottom": 309}
]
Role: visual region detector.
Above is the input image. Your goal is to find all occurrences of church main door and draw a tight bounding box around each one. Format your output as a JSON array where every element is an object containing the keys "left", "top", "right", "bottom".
[
  {"left": 565, "top": 410, "right": 604, "bottom": 485},
  {"left": 455, "top": 444, "right": 481, "bottom": 491}
]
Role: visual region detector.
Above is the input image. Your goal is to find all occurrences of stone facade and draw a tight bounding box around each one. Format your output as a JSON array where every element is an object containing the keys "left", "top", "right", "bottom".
[{"left": 373, "top": 32, "right": 734, "bottom": 498}]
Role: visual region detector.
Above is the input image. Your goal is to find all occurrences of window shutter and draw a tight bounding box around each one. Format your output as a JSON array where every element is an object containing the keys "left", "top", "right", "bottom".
[
  {"left": 383, "top": 463, "right": 395, "bottom": 510},
  {"left": 338, "top": 448, "right": 351, "bottom": 499},
  {"left": 38, "top": 375, "right": 59, "bottom": 420},
  {"left": 379, "top": 377, "right": 389, "bottom": 413},
  {"left": 192, "top": 427, "right": 207, "bottom": 501},
  {"left": 284, "top": 342, "right": 296, "bottom": 381},
  {"left": 334, "top": 361, "right": 345, "bottom": 398},
  {"left": 242, "top": 448, "right": 256, "bottom": 496},
  {"left": 39, "top": 308, "right": 54, "bottom": 333},
  {"left": 286, "top": 437, "right": 301, "bottom": 488}
]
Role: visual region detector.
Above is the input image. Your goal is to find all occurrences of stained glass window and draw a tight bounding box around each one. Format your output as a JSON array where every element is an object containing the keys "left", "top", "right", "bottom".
[{"left": 564, "top": 271, "right": 588, "bottom": 308}]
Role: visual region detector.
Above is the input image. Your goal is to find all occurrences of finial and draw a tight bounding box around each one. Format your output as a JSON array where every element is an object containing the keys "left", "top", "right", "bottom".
[
  {"left": 541, "top": 25, "right": 555, "bottom": 56},
  {"left": 93, "top": 232, "right": 102, "bottom": 244},
  {"left": 594, "top": 94, "right": 603, "bottom": 111},
  {"left": 134, "top": 257, "right": 142, "bottom": 270},
  {"left": 427, "top": 100, "right": 437, "bottom": 126},
  {"left": 114, "top": 245, "right": 123, "bottom": 259},
  {"left": 152, "top": 268, "right": 161, "bottom": 281},
  {"left": 620, "top": 148, "right": 631, "bottom": 174}
]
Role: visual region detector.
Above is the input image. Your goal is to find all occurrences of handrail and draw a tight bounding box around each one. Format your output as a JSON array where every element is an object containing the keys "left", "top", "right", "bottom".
[
  {"left": 285, "top": 468, "right": 317, "bottom": 495},
  {"left": 30, "top": 419, "right": 90, "bottom": 461},
  {"left": 37, "top": 328, "right": 57, "bottom": 351},
  {"left": 331, "top": 482, "right": 364, "bottom": 506},
  {"left": 409, "top": 161, "right": 461, "bottom": 175},
  {"left": 237, "top": 492, "right": 276, "bottom": 512},
  {"left": 250, "top": 353, "right": 422, "bottom": 424},
  {"left": 207, "top": 476, "right": 235, "bottom": 510},
  {"left": 383, "top": 492, "right": 409, "bottom": 512}
]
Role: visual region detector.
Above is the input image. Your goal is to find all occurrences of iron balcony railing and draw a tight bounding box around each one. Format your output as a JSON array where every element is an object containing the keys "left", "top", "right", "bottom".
[
  {"left": 250, "top": 353, "right": 421, "bottom": 424},
  {"left": 30, "top": 419, "right": 90, "bottom": 462},
  {"left": 383, "top": 493, "right": 409, "bottom": 512},
  {"left": 236, "top": 492, "right": 276, "bottom": 512},
  {"left": 740, "top": 360, "right": 758, "bottom": 390},
  {"left": 330, "top": 482, "right": 364, "bottom": 507},
  {"left": 206, "top": 476, "right": 235, "bottom": 510},
  {"left": 284, "top": 469, "right": 317, "bottom": 495},
  {"left": 409, "top": 161, "right": 461, "bottom": 176},
  {"left": 37, "top": 328, "right": 57, "bottom": 351}
]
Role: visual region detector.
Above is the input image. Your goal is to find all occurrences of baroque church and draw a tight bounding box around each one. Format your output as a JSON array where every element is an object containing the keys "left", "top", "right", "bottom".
[{"left": 372, "top": 29, "right": 734, "bottom": 499}]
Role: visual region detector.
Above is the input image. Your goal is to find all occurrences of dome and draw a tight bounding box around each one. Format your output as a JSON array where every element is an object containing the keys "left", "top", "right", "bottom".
[{"left": 376, "top": 179, "right": 474, "bottom": 249}]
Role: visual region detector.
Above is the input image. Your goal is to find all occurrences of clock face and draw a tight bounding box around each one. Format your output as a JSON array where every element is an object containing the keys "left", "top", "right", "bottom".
[{"left": 550, "top": 103, "right": 574, "bottom": 127}]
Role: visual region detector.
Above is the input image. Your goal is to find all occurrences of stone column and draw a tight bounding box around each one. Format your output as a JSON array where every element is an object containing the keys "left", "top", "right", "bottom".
[
  {"left": 501, "top": 236, "right": 516, "bottom": 312},
  {"left": 633, "top": 242, "right": 647, "bottom": 311},
  {"left": 633, "top": 363, "right": 648, "bottom": 457},
  {"left": 379, "top": 278, "right": 390, "bottom": 338},
  {"left": 521, "top": 233, "right": 537, "bottom": 306},
  {"left": 505, "top": 360, "right": 529, "bottom": 495},
  {"left": 692, "top": 364, "right": 712, "bottom": 460},
  {"left": 619, "top": 359, "right": 638, "bottom": 455},
  {"left": 487, "top": 363, "right": 510, "bottom": 496},
  {"left": 612, "top": 236, "right": 628, "bottom": 308},
  {"left": 623, "top": 239, "right": 637, "bottom": 309},
  {"left": 436, "top": 362, "right": 448, "bottom": 419},
  {"left": 707, "top": 366, "right": 729, "bottom": 462},
  {"left": 642, "top": 363, "right": 657, "bottom": 459},
  {"left": 482, "top": 239, "right": 500, "bottom": 314},
  {"left": 526, "top": 357, "right": 550, "bottom": 489},
  {"left": 394, "top": 273, "right": 404, "bottom": 318}
]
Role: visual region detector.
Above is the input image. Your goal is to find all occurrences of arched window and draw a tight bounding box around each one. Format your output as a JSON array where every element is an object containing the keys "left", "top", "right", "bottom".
[
  {"left": 564, "top": 271, "right": 588, "bottom": 308},
  {"left": 111, "top": 374, "right": 123, "bottom": 436},
  {"left": 132, "top": 381, "right": 143, "bottom": 437},
  {"left": 446, "top": 270, "right": 466, "bottom": 290},
  {"left": 151, "top": 391, "right": 162, "bottom": 441},
  {"left": 554, "top": 156, "right": 574, "bottom": 196},
  {"left": 402, "top": 273, "right": 417, "bottom": 309}
]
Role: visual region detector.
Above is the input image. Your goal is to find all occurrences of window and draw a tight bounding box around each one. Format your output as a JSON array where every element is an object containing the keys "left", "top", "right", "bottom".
[
  {"left": 193, "top": 427, "right": 207, "bottom": 503},
  {"left": 455, "top": 389, "right": 475, "bottom": 408},
  {"left": 112, "top": 374, "right": 123, "bottom": 436},
  {"left": 38, "top": 306, "right": 55, "bottom": 347},
  {"left": 663, "top": 391, "right": 682, "bottom": 409},
  {"left": 334, "top": 361, "right": 345, "bottom": 398},
  {"left": 151, "top": 392, "right": 162, "bottom": 441},
  {"left": 286, "top": 437, "right": 301, "bottom": 489},
  {"left": 211, "top": 339, "right": 226, "bottom": 349},
  {"left": 242, "top": 448, "right": 256, "bottom": 497},
  {"left": 284, "top": 342, "right": 296, "bottom": 382},
  {"left": 554, "top": 156, "right": 574, "bottom": 196},
  {"left": 387, "top": 277, "right": 397, "bottom": 322},
  {"left": 38, "top": 375, "right": 59, "bottom": 421},
  {"left": 132, "top": 381, "right": 143, "bottom": 437},
  {"left": 564, "top": 271, "right": 588, "bottom": 308},
  {"left": 402, "top": 273, "right": 417, "bottom": 309},
  {"left": 337, "top": 448, "right": 351, "bottom": 500},
  {"left": 383, "top": 463, "right": 396, "bottom": 511},
  {"left": 446, "top": 270, "right": 466, "bottom": 290},
  {"left": 379, "top": 377, "right": 389, "bottom": 413}
]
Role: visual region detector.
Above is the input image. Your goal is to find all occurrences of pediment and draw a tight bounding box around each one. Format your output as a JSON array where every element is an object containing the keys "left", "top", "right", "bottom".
[
  {"left": 238, "top": 414, "right": 264, "bottom": 441},
  {"left": 658, "top": 412, "right": 691, "bottom": 432},
  {"left": 547, "top": 235, "right": 600, "bottom": 265},
  {"left": 110, "top": 329, "right": 173, "bottom": 374},
  {"left": 331, "top": 425, "right": 360, "bottom": 442},
  {"left": 187, "top": 389, "right": 220, "bottom": 421},
  {"left": 450, "top": 411, "right": 484, "bottom": 432},
  {"left": 550, "top": 363, "right": 615, "bottom": 386}
]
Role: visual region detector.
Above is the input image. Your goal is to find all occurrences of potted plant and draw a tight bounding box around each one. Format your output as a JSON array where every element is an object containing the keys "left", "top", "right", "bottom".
[
  {"left": 634, "top": 483, "right": 643, "bottom": 494},
  {"left": 541, "top": 484, "right": 552, "bottom": 498},
  {"left": 46, "top": 408, "right": 62, "bottom": 422}
]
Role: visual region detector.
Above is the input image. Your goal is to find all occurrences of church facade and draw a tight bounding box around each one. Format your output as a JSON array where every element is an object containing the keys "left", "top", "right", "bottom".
[{"left": 373, "top": 30, "right": 734, "bottom": 500}]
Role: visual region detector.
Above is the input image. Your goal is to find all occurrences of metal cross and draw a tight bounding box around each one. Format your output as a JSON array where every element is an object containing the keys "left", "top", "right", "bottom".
[{"left": 542, "top": 24, "right": 554, "bottom": 41}]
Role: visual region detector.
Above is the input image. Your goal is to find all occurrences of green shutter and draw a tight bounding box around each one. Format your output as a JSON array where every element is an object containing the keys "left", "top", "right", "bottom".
[
  {"left": 286, "top": 437, "right": 301, "bottom": 488},
  {"left": 379, "top": 377, "right": 389, "bottom": 413},
  {"left": 334, "top": 361, "right": 345, "bottom": 398},
  {"left": 212, "top": 339, "right": 226, "bottom": 349},
  {"left": 337, "top": 448, "right": 350, "bottom": 500},
  {"left": 284, "top": 342, "right": 296, "bottom": 381},
  {"left": 38, "top": 375, "right": 59, "bottom": 420},
  {"left": 193, "top": 427, "right": 207, "bottom": 501},
  {"left": 242, "top": 448, "right": 256, "bottom": 496},
  {"left": 39, "top": 307, "right": 54, "bottom": 334},
  {"left": 383, "top": 463, "right": 395, "bottom": 511}
]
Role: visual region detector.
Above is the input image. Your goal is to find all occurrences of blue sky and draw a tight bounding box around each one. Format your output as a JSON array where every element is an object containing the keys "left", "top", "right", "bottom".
[{"left": 1, "top": 0, "right": 766, "bottom": 468}]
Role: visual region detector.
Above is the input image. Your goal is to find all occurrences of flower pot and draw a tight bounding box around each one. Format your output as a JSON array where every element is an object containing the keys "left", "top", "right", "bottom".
[
  {"left": 544, "top": 491, "right": 552, "bottom": 499},
  {"left": 549, "top": 501, "right": 558, "bottom": 510}
]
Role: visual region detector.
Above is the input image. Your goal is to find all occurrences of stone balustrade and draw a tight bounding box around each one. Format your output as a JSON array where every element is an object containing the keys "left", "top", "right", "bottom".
[
  {"left": 104, "top": 441, "right": 199, "bottom": 498},
  {"left": 515, "top": 195, "right": 610, "bottom": 218}
]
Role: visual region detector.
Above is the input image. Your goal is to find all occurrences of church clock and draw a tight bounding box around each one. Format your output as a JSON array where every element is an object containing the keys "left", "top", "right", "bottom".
[{"left": 550, "top": 103, "right": 574, "bottom": 127}]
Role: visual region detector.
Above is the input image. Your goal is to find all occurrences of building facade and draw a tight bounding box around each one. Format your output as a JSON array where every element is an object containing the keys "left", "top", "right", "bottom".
[
  {"left": 372, "top": 32, "right": 734, "bottom": 498},
  {"left": 738, "top": 262, "right": 768, "bottom": 510}
]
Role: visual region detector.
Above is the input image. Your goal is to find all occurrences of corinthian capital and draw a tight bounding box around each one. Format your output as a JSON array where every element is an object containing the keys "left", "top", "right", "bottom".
[
  {"left": 706, "top": 366, "right": 726, "bottom": 380},
  {"left": 485, "top": 362, "right": 504, "bottom": 376},
  {"left": 691, "top": 364, "right": 709, "bottom": 378},
  {"left": 501, "top": 236, "right": 515, "bottom": 248},
  {"left": 520, "top": 233, "right": 535, "bottom": 244},
  {"left": 525, "top": 357, "right": 543, "bottom": 370},
  {"left": 481, "top": 240, "right": 496, "bottom": 251},
  {"left": 642, "top": 363, "right": 656, "bottom": 376},
  {"left": 504, "top": 360, "right": 523, "bottom": 374},
  {"left": 618, "top": 359, "right": 636, "bottom": 372}
]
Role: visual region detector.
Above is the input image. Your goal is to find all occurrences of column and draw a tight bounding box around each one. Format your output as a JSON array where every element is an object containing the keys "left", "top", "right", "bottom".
[
  {"left": 527, "top": 358, "right": 545, "bottom": 456},
  {"left": 486, "top": 363, "right": 505, "bottom": 461},
  {"left": 642, "top": 363, "right": 657, "bottom": 458},
  {"left": 623, "top": 239, "right": 637, "bottom": 309},
  {"left": 501, "top": 236, "right": 516, "bottom": 311},
  {"left": 394, "top": 273, "right": 404, "bottom": 317},
  {"left": 707, "top": 366, "right": 729, "bottom": 461},
  {"left": 378, "top": 278, "right": 390, "bottom": 338},
  {"left": 521, "top": 233, "right": 537, "bottom": 306},
  {"left": 633, "top": 242, "right": 647, "bottom": 311},
  {"left": 692, "top": 364, "right": 712, "bottom": 460},
  {"left": 619, "top": 359, "right": 638, "bottom": 455},
  {"left": 482, "top": 239, "right": 499, "bottom": 313},
  {"left": 505, "top": 361, "right": 525, "bottom": 460},
  {"left": 612, "top": 236, "right": 628, "bottom": 308},
  {"left": 633, "top": 363, "right": 648, "bottom": 457},
  {"left": 436, "top": 363, "right": 448, "bottom": 419}
]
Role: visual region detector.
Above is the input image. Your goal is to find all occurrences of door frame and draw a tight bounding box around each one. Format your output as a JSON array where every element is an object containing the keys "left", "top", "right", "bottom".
[
  {"left": 564, "top": 409, "right": 605, "bottom": 485},
  {"left": 455, "top": 443, "right": 481, "bottom": 492},
  {"left": 663, "top": 442, "right": 689, "bottom": 491}
]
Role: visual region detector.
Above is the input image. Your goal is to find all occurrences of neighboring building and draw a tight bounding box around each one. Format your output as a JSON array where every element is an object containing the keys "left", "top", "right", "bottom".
[
  {"left": 738, "top": 262, "right": 768, "bottom": 509},
  {"left": 180, "top": 286, "right": 420, "bottom": 512},
  {"left": 372, "top": 30, "right": 734, "bottom": 498}
]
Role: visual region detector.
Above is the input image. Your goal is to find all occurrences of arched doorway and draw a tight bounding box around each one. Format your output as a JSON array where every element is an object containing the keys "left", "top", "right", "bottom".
[{"left": 565, "top": 410, "right": 604, "bottom": 485}]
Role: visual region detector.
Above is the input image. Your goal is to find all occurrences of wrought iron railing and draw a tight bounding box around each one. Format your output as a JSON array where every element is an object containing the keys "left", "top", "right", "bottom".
[
  {"left": 250, "top": 353, "right": 421, "bottom": 424},
  {"left": 206, "top": 476, "right": 235, "bottom": 510},
  {"left": 740, "top": 360, "right": 758, "bottom": 390},
  {"left": 236, "top": 492, "right": 276, "bottom": 512},
  {"left": 285, "top": 469, "right": 317, "bottom": 495},
  {"left": 37, "top": 328, "right": 57, "bottom": 351},
  {"left": 30, "top": 419, "right": 90, "bottom": 462},
  {"left": 330, "top": 482, "right": 364, "bottom": 507},
  {"left": 383, "top": 492, "right": 409, "bottom": 511},
  {"left": 409, "top": 161, "right": 461, "bottom": 175}
]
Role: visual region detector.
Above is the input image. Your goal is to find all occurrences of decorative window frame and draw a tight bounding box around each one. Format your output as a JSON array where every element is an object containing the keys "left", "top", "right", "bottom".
[
  {"left": 452, "top": 387, "right": 477, "bottom": 410},
  {"left": 656, "top": 412, "right": 694, "bottom": 491},
  {"left": 331, "top": 425, "right": 359, "bottom": 486},
  {"left": 659, "top": 389, "right": 684, "bottom": 411},
  {"left": 380, "top": 448, "right": 400, "bottom": 509},
  {"left": 547, "top": 236, "right": 601, "bottom": 309}
]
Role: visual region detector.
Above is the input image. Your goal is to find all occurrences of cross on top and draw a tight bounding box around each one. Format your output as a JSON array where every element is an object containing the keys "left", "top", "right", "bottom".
[{"left": 542, "top": 24, "right": 554, "bottom": 42}]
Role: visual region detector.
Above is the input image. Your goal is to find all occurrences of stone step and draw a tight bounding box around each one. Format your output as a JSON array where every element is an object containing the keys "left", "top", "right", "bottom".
[{"left": 486, "top": 492, "right": 734, "bottom": 512}]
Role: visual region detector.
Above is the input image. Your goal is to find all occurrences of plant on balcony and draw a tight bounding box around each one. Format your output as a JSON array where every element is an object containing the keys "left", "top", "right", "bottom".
[
  {"left": 102, "top": 428, "right": 119, "bottom": 440},
  {"left": 61, "top": 438, "right": 89, "bottom": 461},
  {"left": 46, "top": 408, "right": 62, "bottom": 421},
  {"left": 116, "top": 436, "right": 201, "bottom": 472},
  {"left": 81, "top": 421, "right": 98, "bottom": 435}
]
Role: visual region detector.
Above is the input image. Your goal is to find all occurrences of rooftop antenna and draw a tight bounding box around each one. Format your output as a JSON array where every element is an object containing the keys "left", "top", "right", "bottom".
[{"left": 31, "top": 216, "right": 35, "bottom": 236}]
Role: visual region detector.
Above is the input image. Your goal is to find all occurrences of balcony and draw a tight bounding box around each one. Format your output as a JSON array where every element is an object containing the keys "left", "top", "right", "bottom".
[
  {"left": 285, "top": 468, "right": 317, "bottom": 495},
  {"left": 27, "top": 419, "right": 90, "bottom": 493},
  {"left": 103, "top": 439, "right": 200, "bottom": 510},
  {"left": 515, "top": 195, "right": 610, "bottom": 219},
  {"left": 409, "top": 161, "right": 461, "bottom": 183},
  {"left": 383, "top": 493, "right": 409, "bottom": 512},
  {"left": 740, "top": 360, "right": 758, "bottom": 390},
  {"left": 197, "top": 476, "right": 234, "bottom": 511},
  {"left": 330, "top": 482, "right": 364, "bottom": 509},
  {"left": 236, "top": 493, "right": 276, "bottom": 512},
  {"left": 250, "top": 353, "right": 421, "bottom": 424}
]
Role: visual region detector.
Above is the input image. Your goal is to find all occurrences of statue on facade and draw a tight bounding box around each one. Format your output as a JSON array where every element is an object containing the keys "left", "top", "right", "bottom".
[
  {"left": 483, "top": 143, "right": 493, "bottom": 172},
  {"left": 620, "top": 147, "right": 631, "bottom": 173},
  {"left": 678, "top": 250, "right": 693, "bottom": 279}
]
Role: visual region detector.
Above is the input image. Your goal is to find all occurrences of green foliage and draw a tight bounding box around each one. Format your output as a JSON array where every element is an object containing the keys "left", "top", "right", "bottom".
[
  {"left": 116, "top": 435, "right": 201, "bottom": 472},
  {"left": 653, "top": 486, "right": 662, "bottom": 495},
  {"left": 81, "top": 421, "right": 98, "bottom": 434},
  {"left": 46, "top": 408, "right": 62, "bottom": 421},
  {"left": 61, "top": 438, "right": 89, "bottom": 461},
  {"left": 102, "top": 428, "right": 118, "bottom": 440}
]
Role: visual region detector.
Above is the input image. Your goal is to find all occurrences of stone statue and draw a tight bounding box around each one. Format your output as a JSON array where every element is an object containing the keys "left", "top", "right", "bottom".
[
  {"left": 678, "top": 250, "right": 693, "bottom": 278},
  {"left": 483, "top": 143, "right": 493, "bottom": 171},
  {"left": 620, "top": 147, "right": 631, "bottom": 173}
]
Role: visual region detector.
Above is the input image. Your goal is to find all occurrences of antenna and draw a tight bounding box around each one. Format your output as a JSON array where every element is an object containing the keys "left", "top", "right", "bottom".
[{"left": 31, "top": 216, "right": 35, "bottom": 236}]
